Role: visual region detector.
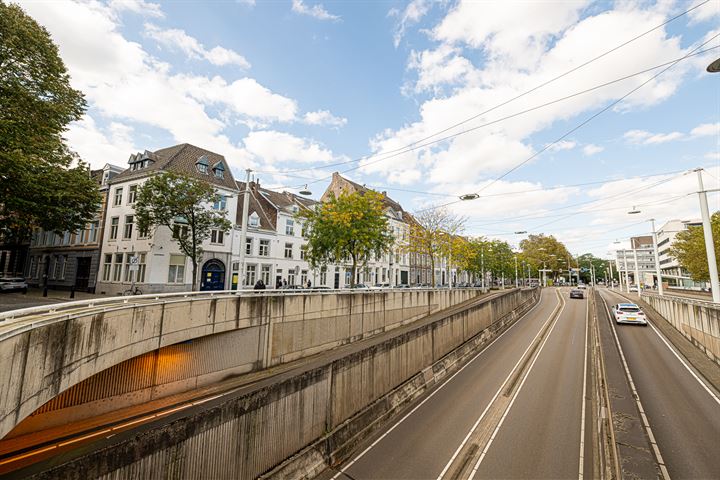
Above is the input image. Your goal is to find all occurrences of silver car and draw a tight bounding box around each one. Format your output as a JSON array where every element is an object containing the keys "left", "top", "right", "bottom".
[{"left": 0, "top": 277, "right": 28, "bottom": 293}]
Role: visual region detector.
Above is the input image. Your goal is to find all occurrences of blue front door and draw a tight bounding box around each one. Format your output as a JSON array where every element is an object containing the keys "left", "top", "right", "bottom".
[{"left": 200, "top": 260, "right": 225, "bottom": 291}]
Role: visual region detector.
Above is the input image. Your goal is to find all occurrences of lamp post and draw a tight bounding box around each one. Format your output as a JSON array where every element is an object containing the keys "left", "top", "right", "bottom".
[
  {"left": 514, "top": 254, "right": 519, "bottom": 288},
  {"left": 237, "top": 169, "right": 252, "bottom": 290},
  {"left": 694, "top": 168, "right": 720, "bottom": 303}
]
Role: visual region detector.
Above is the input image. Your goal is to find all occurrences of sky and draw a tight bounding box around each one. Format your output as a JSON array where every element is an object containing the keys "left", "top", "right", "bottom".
[{"left": 15, "top": 0, "right": 720, "bottom": 258}]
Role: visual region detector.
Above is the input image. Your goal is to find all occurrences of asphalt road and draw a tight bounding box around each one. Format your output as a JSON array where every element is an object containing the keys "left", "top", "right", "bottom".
[
  {"left": 598, "top": 289, "right": 720, "bottom": 479},
  {"left": 325, "top": 287, "right": 595, "bottom": 480},
  {"left": 474, "top": 290, "right": 589, "bottom": 479}
]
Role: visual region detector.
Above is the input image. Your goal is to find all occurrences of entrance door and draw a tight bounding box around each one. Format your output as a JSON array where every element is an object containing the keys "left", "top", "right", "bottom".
[
  {"left": 75, "top": 257, "right": 91, "bottom": 291},
  {"left": 200, "top": 259, "right": 226, "bottom": 291}
]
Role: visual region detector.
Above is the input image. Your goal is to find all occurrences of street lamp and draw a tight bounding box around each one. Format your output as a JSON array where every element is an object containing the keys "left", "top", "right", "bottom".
[
  {"left": 694, "top": 168, "right": 720, "bottom": 303},
  {"left": 299, "top": 184, "right": 312, "bottom": 196},
  {"left": 707, "top": 57, "right": 720, "bottom": 73},
  {"left": 459, "top": 193, "right": 480, "bottom": 201},
  {"left": 237, "top": 168, "right": 252, "bottom": 290}
]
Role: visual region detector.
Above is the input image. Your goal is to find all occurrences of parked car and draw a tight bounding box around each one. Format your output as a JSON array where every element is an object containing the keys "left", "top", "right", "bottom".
[
  {"left": 394, "top": 284, "right": 410, "bottom": 289},
  {"left": 348, "top": 283, "right": 369, "bottom": 289},
  {"left": 569, "top": 289, "right": 584, "bottom": 299},
  {"left": 0, "top": 277, "right": 28, "bottom": 293},
  {"left": 372, "top": 283, "right": 391, "bottom": 289},
  {"left": 629, "top": 285, "right": 639, "bottom": 292},
  {"left": 612, "top": 303, "right": 648, "bottom": 326}
]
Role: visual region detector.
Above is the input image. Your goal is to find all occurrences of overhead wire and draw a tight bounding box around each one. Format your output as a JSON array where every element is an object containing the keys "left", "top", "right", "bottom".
[{"left": 255, "top": 1, "right": 709, "bottom": 181}]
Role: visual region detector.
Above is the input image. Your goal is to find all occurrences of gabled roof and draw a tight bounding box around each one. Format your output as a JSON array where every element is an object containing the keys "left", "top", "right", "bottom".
[
  {"left": 235, "top": 180, "right": 319, "bottom": 232},
  {"left": 110, "top": 143, "right": 238, "bottom": 190},
  {"left": 321, "top": 172, "right": 405, "bottom": 214}
]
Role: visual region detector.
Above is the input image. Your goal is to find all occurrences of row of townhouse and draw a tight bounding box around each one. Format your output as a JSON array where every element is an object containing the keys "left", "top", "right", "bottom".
[{"left": 22, "top": 143, "right": 469, "bottom": 295}]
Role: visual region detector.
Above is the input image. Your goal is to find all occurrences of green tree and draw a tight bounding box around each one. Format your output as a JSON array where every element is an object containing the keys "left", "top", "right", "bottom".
[
  {"left": 520, "top": 234, "right": 573, "bottom": 283},
  {"left": 300, "top": 190, "right": 393, "bottom": 287},
  {"left": 406, "top": 206, "right": 466, "bottom": 286},
  {"left": 0, "top": 1, "right": 99, "bottom": 242},
  {"left": 670, "top": 212, "right": 720, "bottom": 282},
  {"left": 575, "top": 253, "right": 609, "bottom": 284},
  {"left": 135, "top": 172, "right": 231, "bottom": 291}
]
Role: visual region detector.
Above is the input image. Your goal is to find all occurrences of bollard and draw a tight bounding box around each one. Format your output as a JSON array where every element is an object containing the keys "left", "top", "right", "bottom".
[
  {"left": 43, "top": 286, "right": 48, "bottom": 297},
  {"left": 70, "top": 286, "right": 75, "bottom": 299}
]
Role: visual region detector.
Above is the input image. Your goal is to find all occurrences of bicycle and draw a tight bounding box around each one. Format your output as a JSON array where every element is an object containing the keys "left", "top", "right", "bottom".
[{"left": 123, "top": 286, "right": 143, "bottom": 296}]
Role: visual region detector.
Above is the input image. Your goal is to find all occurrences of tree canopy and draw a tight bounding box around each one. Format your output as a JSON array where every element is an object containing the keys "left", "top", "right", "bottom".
[
  {"left": 135, "top": 172, "right": 231, "bottom": 291},
  {"left": 406, "top": 206, "right": 466, "bottom": 286},
  {"left": 300, "top": 190, "right": 393, "bottom": 287},
  {"left": 520, "top": 234, "right": 573, "bottom": 276},
  {"left": 0, "top": 1, "right": 99, "bottom": 241},
  {"left": 670, "top": 212, "right": 720, "bottom": 282}
]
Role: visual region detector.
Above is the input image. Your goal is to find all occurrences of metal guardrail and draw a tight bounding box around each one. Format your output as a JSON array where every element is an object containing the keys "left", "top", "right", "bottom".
[
  {"left": 641, "top": 291, "right": 719, "bottom": 307},
  {"left": 0, "top": 286, "right": 488, "bottom": 324}
]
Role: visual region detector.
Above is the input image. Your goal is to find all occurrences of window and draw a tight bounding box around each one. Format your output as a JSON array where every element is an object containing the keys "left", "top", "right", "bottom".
[
  {"left": 300, "top": 245, "right": 307, "bottom": 260},
  {"left": 284, "top": 243, "right": 293, "bottom": 259},
  {"left": 113, "top": 253, "right": 123, "bottom": 282},
  {"left": 213, "top": 196, "right": 227, "bottom": 211},
  {"left": 168, "top": 255, "right": 185, "bottom": 283},
  {"left": 285, "top": 219, "right": 294, "bottom": 236},
  {"left": 320, "top": 267, "right": 327, "bottom": 286},
  {"left": 123, "top": 215, "right": 134, "bottom": 239},
  {"left": 127, "top": 185, "right": 137, "bottom": 204},
  {"left": 301, "top": 270, "right": 308, "bottom": 286},
  {"left": 50, "top": 256, "right": 58, "bottom": 279},
  {"left": 102, "top": 254, "right": 112, "bottom": 281},
  {"left": 211, "top": 229, "right": 225, "bottom": 245},
  {"left": 288, "top": 271, "right": 296, "bottom": 286},
  {"left": 259, "top": 239, "right": 270, "bottom": 256},
  {"left": 249, "top": 213, "right": 259, "bottom": 227},
  {"left": 62, "top": 231, "right": 71, "bottom": 245},
  {"left": 110, "top": 217, "right": 119, "bottom": 240},
  {"left": 173, "top": 223, "right": 189, "bottom": 240},
  {"left": 28, "top": 256, "right": 37, "bottom": 279},
  {"left": 138, "top": 223, "right": 150, "bottom": 239},
  {"left": 245, "top": 264, "right": 256, "bottom": 286},
  {"left": 213, "top": 162, "right": 225, "bottom": 179},
  {"left": 244, "top": 237, "right": 253, "bottom": 255},
  {"left": 196, "top": 155, "right": 209, "bottom": 174},
  {"left": 123, "top": 253, "right": 134, "bottom": 282},
  {"left": 113, "top": 187, "right": 123, "bottom": 206},
  {"left": 261, "top": 265, "right": 271, "bottom": 285},
  {"left": 59, "top": 256, "right": 67, "bottom": 280}
]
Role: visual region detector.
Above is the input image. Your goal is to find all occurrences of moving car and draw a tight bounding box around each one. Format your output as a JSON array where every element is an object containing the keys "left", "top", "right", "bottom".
[
  {"left": 0, "top": 277, "right": 28, "bottom": 293},
  {"left": 612, "top": 303, "right": 647, "bottom": 326},
  {"left": 569, "top": 289, "right": 584, "bottom": 299},
  {"left": 577, "top": 283, "right": 587, "bottom": 289},
  {"left": 629, "top": 285, "right": 639, "bottom": 292}
]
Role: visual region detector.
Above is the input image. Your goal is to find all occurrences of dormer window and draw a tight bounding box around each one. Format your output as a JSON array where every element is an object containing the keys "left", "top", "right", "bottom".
[
  {"left": 196, "top": 155, "right": 209, "bottom": 174},
  {"left": 213, "top": 161, "right": 225, "bottom": 179},
  {"left": 128, "top": 150, "right": 156, "bottom": 171},
  {"left": 249, "top": 212, "right": 259, "bottom": 227}
]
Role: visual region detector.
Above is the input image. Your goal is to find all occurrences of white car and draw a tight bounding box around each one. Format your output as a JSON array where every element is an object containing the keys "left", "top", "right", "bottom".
[
  {"left": 0, "top": 277, "right": 28, "bottom": 293},
  {"left": 612, "top": 303, "right": 647, "bottom": 326}
]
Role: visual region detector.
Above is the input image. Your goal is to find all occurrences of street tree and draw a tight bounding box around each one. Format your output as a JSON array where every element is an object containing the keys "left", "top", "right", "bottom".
[
  {"left": 134, "top": 172, "right": 231, "bottom": 291},
  {"left": 300, "top": 190, "right": 393, "bottom": 287},
  {"left": 406, "top": 206, "right": 466, "bottom": 286},
  {"left": 670, "top": 211, "right": 720, "bottom": 282},
  {"left": 0, "top": 1, "right": 100, "bottom": 242},
  {"left": 575, "top": 253, "right": 609, "bottom": 284},
  {"left": 520, "top": 234, "right": 573, "bottom": 280}
]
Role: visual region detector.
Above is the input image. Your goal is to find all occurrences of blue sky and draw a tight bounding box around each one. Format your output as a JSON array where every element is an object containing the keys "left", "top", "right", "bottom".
[{"left": 17, "top": 0, "right": 720, "bottom": 257}]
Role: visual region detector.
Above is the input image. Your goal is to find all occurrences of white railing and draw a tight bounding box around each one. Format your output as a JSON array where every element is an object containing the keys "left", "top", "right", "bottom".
[{"left": 0, "top": 286, "right": 485, "bottom": 324}]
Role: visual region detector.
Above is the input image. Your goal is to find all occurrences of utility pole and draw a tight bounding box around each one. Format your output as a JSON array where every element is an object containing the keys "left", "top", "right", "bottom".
[
  {"left": 514, "top": 255, "right": 519, "bottom": 288},
  {"left": 481, "top": 247, "right": 485, "bottom": 291},
  {"left": 695, "top": 169, "right": 720, "bottom": 303},
  {"left": 623, "top": 249, "right": 630, "bottom": 293},
  {"left": 633, "top": 246, "right": 641, "bottom": 292},
  {"left": 609, "top": 259, "right": 615, "bottom": 289},
  {"left": 238, "top": 169, "right": 252, "bottom": 290},
  {"left": 649, "top": 218, "right": 664, "bottom": 296}
]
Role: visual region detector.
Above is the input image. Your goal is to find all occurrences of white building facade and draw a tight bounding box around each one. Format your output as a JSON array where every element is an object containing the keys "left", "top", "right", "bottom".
[
  {"left": 96, "top": 144, "right": 238, "bottom": 296},
  {"left": 657, "top": 219, "right": 707, "bottom": 289}
]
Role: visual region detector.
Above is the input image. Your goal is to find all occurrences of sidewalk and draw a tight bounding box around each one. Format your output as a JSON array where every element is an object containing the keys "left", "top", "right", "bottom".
[{"left": 0, "top": 288, "right": 108, "bottom": 313}]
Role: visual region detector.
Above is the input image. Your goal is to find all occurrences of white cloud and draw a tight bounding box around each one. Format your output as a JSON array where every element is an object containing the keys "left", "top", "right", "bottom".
[
  {"left": 688, "top": 0, "right": 720, "bottom": 25},
  {"left": 242, "top": 131, "right": 337, "bottom": 164},
  {"left": 108, "top": 0, "right": 164, "bottom": 18},
  {"left": 371, "top": 3, "right": 692, "bottom": 189},
  {"left": 547, "top": 140, "right": 576, "bottom": 152},
  {"left": 690, "top": 122, "right": 720, "bottom": 138},
  {"left": 390, "top": 0, "right": 432, "bottom": 48},
  {"left": 65, "top": 116, "right": 139, "bottom": 169},
  {"left": 303, "top": 110, "right": 347, "bottom": 127},
  {"left": 623, "top": 129, "right": 684, "bottom": 144},
  {"left": 582, "top": 144, "right": 604, "bottom": 156},
  {"left": 144, "top": 23, "right": 250, "bottom": 68},
  {"left": 291, "top": 0, "right": 340, "bottom": 21}
]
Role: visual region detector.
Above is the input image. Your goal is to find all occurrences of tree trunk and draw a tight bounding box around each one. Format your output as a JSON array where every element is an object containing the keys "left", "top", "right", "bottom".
[
  {"left": 430, "top": 252, "right": 435, "bottom": 287},
  {"left": 350, "top": 252, "right": 357, "bottom": 287},
  {"left": 191, "top": 259, "right": 197, "bottom": 292}
]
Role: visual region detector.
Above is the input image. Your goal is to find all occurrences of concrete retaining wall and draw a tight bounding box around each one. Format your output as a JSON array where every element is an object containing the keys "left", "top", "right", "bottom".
[
  {"left": 641, "top": 293, "right": 720, "bottom": 365},
  {"left": 0, "top": 289, "right": 478, "bottom": 438},
  {"left": 27, "top": 288, "right": 538, "bottom": 480}
]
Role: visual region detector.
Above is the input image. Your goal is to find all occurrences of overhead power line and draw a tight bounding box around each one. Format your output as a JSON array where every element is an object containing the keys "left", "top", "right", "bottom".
[{"left": 259, "top": 1, "right": 709, "bottom": 183}]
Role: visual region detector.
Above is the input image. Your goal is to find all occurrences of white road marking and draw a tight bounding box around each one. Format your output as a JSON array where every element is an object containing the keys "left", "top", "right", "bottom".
[
  {"left": 578, "top": 294, "right": 589, "bottom": 479},
  {"left": 599, "top": 291, "right": 671, "bottom": 480},
  {"left": 436, "top": 289, "right": 563, "bottom": 480},
  {"left": 330, "top": 290, "right": 546, "bottom": 480},
  {"left": 645, "top": 321, "right": 720, "bottom": 406},
  {"left": 467, "top": 292, "right": 566, "bottom": 479}
]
